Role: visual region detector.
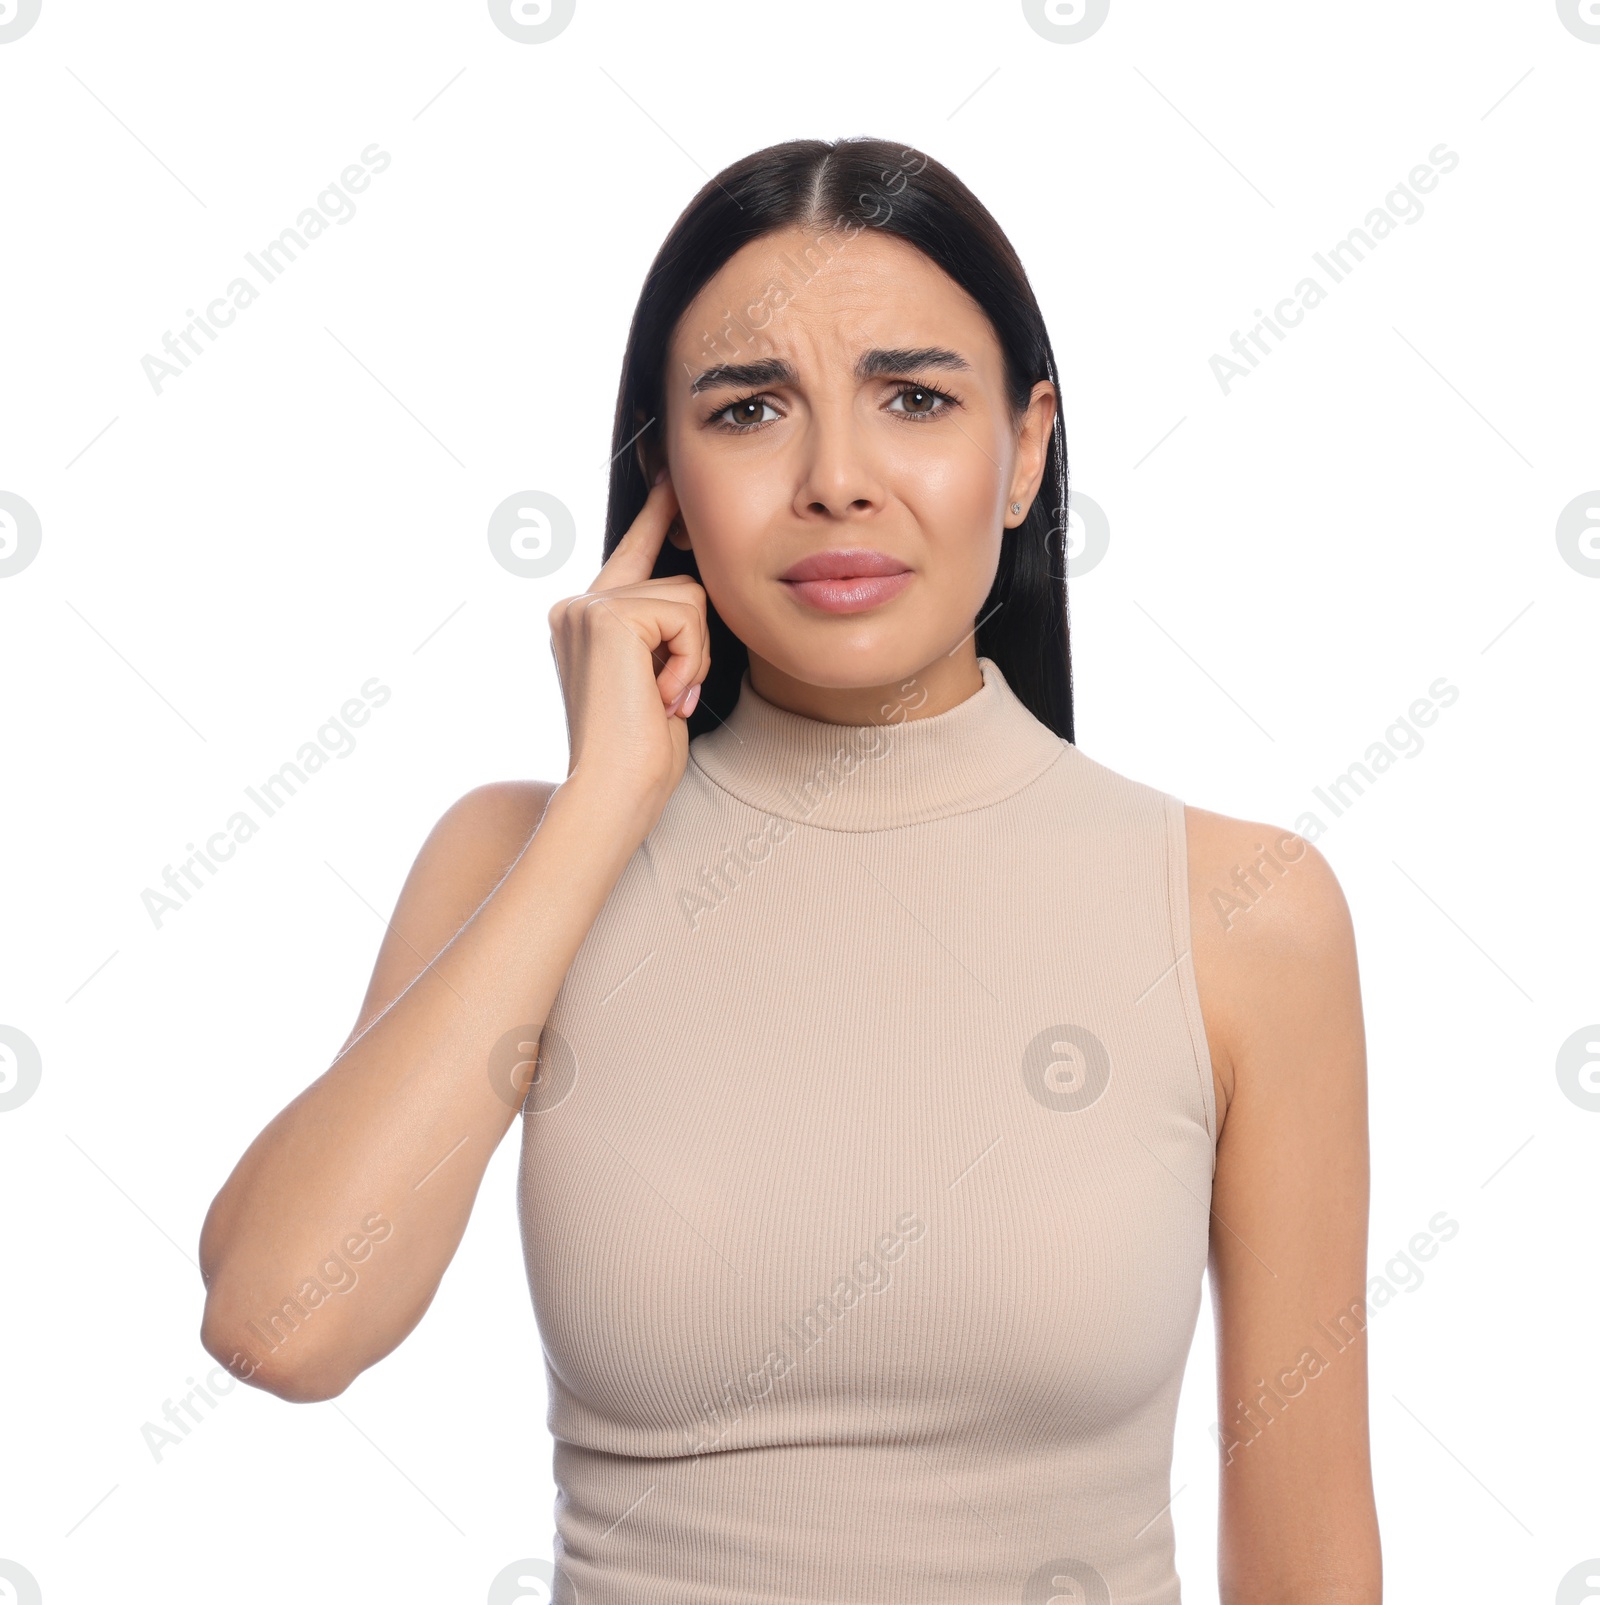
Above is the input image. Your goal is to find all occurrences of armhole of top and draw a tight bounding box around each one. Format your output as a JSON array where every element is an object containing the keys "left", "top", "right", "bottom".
[{"left": 1162, "top": 791, "right": 1219, "bottom": 1165}]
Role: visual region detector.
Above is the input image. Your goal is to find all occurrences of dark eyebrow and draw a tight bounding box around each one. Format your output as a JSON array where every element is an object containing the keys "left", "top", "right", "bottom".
[{"left": 687, "top": 346, "right": 973, "bottom": 396}]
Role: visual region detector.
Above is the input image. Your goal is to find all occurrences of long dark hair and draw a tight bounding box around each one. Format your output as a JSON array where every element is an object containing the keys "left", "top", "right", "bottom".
[{"left": 601, "top": 136, "right": 1075, "bottom": 744}]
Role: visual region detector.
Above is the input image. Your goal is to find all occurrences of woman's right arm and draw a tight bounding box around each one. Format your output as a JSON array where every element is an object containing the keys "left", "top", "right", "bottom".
[
  {"left": 197, "top": 468, "right": 706, "bottom": 1403},
  {"left": 196, "top": 773, "right": 653, "bottom": 1402}
]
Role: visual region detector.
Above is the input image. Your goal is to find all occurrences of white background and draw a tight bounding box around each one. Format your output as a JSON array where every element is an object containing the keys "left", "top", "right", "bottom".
[{"left": 2, "top": 1, "right": 1596, "bottom": 1600}]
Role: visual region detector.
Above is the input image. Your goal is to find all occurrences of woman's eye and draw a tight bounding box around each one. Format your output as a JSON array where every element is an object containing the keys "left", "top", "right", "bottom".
[
  {"left": 711, "top": 384, "right": 954, "bottom": 432},
  {"left": 887, "top": 385, "right": 951, "bottom": 419},
  {"left": 713, "top": 396, "right": 781, "bottom": 431}
]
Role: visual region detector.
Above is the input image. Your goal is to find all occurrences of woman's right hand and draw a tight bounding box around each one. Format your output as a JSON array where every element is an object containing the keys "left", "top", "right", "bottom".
[{"left": 547, "top": 471, "right": 710, "bottom": 836}]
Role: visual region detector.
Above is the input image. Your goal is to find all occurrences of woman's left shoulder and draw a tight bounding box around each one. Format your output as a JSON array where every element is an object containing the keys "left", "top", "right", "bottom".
[{"left": 1179, "top": 802, "right": 1362, "bottom": 1134}]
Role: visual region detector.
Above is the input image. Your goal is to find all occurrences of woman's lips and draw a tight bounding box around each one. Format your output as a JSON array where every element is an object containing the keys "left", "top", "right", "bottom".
[
  {"left": 777, "top": 550, "right": 913, "bottom": 614},
  {"left": 780, "top": 571, "right": 913, "bottom": 613}
]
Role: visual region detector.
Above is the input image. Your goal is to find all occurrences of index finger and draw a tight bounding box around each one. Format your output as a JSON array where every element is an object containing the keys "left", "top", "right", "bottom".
[{"left": 590, "top": 475, "right": 680, "bottom": 594}]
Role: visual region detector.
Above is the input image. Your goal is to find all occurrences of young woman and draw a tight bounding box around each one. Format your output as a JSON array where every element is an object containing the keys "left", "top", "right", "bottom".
[{"left": 199, "top": 137, "right": 1380, "bottom": 1603}]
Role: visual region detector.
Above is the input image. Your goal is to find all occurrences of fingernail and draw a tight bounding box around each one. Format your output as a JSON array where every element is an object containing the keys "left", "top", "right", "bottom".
[{"left": 682, "top": 683, "right": 700, "bottom": 716}]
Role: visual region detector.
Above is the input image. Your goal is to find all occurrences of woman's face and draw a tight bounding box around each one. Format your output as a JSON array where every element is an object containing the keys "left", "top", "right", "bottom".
[{"left": 648, "top": 223, "right": 1056, "bottom": 703}]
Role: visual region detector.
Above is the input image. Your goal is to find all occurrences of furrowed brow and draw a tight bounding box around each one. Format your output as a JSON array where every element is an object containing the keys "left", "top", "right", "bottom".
[
  {"left": 689, "top": 358, "right": 797, "bottom": 396},
  {"left": 855, "top": 347, "right": 972, "bottom": 380},
  {"left": 687, "top": 347, "right": 972, "bottom": 396}
]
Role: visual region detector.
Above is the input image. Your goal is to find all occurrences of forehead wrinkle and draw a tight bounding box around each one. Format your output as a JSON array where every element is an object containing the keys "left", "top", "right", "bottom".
[{"left": 670, "top": 232, "right": 998, "bottom": 413}]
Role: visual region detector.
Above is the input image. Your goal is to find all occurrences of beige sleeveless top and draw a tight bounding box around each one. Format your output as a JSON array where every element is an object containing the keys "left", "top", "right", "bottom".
[{"left": 518, "top": 654, "right": 1218, "bottom": 1604}]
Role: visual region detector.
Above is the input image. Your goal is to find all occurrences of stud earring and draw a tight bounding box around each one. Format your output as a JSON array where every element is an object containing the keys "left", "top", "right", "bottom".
[{"left": 1010, "top": 502, "right": 1022, "bottom": 515}]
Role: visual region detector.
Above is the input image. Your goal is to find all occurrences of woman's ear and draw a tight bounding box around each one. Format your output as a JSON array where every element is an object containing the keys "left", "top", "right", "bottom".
[{"left": 630, "top": 426, "right": 688, "bottom": 549}]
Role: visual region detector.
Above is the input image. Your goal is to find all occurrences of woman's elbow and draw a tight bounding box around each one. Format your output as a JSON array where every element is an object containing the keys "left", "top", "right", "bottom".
[{"left": 198, "top": 1298, "right": 355, "bottom": 1404}]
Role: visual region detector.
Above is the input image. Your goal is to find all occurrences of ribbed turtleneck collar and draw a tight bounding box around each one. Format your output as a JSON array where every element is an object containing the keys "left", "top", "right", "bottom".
[{"left": 687, "top": 655, "right": 1066, "bottom": 832}]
